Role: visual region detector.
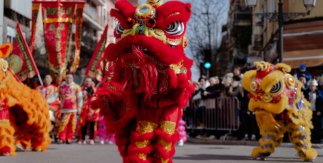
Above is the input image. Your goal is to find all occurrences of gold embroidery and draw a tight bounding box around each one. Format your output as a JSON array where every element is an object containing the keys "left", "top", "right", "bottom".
[
  {"left": 158, "top": 139, "right": 172, "bottom": 152},
  {"left": 160, "top": 121, "right": 176, "bottom": 135},
  {"left": 138, "top": 153, "right": 147, "bottom": 160},
  {"left": 170, "top": 61, "right": 184, "bottom": 75},
  {"left": 135, "top": 140, "right": 150, "bottom": 148},
  {"left": 136, "top": 121, "right": 158, "bottom": 134},
  {"left": 161, "top": 158, "right": 169, "bottom": 163},
  {"left": 43, "top": 18, "right": 73, "bottom": 24}
]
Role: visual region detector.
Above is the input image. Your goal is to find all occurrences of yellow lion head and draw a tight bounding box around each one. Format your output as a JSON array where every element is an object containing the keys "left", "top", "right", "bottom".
[{"left": 242, "top": 61, "right": 300, "bottom": 114}]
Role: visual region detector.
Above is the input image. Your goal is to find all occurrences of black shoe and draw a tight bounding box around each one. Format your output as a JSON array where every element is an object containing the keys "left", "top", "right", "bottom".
[{"left": 65, "top": 140, "right": 71, "bottom": 144}]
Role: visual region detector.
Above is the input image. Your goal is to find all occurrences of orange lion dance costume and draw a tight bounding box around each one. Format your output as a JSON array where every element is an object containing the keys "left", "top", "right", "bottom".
[
  {"left": 242, "top": 61, "right": 317, "bottom": 161},
  {"left": 0, "top": 43, "right": 51, "bottom": 156},
  {"left": 94, "top": 0, "right": 194, "bottom": 162}
]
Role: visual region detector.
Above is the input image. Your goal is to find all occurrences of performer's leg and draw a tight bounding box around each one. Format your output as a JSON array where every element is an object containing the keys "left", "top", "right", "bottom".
[
  {"left": 81, "top": 121, "right": 89, "bottom": 141},
  {"left": 0, "top": 120, "right": 15, "bottom": 156},
  {"left": 290, "top": 124, "right": 317, "bottom": 161},
  {"left": 30, "top": 126, "right": 51, "bottom": 152},
  {"left": 66, "top": 113, "right": 76, "bottom": 143},
  {"left": 251, "top": 130, "right": 284, "bottom": 160},
  {"left": 15, "top": 131, "right": 31, "bottom": 150},
  {"left": 154, "top": 107, "right": 180, "bottom": 163},
  {"left": 126, "top": 120, "right": 158, "bottom": 163},
  {"left": 58, "top": 113, "right": 72, "bottom": 142},
  {"left": 89, "top": 122, "right": 95, "bottom": 140}
]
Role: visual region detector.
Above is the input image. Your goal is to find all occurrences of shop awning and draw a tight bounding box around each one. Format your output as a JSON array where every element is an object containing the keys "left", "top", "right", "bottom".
[{"left": 283, "top": 49, "right": 323, "bottom": 68}]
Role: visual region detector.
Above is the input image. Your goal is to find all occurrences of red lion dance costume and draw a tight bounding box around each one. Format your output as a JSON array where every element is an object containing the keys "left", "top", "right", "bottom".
[{"left": 94, "top": 0, "right": 194, "bottom": 162}]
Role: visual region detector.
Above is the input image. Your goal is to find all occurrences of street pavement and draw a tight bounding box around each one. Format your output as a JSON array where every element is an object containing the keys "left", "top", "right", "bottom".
[{"left": 1, "top": 143, "right": 323, "bottom": 163}]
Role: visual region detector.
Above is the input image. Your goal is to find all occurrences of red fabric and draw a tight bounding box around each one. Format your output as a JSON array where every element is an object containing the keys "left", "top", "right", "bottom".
[
  {"left": 0, "top": 100, "right": 9, "bottom": 120},
  {"left": 85, "top": 25, "right": 109, "bottom": 81},
  {"left": 41, "top": 3, "right": 74, "bottom": 83},
  {"left": 0, "top": 146, "right": 11, "bottom": 155},
  {"left": 10, "top": 24, "right": 39, "bottom": 81},
  {"left": 58, "top": 113, "right": 76, "bottom": 141},
  {"left": 96, "top": 0, "right": 194, "bottom": 162},
  {"left": 115, "top": 0, "right": 136, "bottom": 19}
]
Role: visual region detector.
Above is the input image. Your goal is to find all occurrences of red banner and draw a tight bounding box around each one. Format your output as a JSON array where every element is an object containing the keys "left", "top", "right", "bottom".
[
  {"left": 85, "top": 25, "right": 109, "bottom": 81},
  {"left": 41, "top": 2, "right": 75, "bottom": 83},
  {"left": 70, "top": 3, "right": 84, "bottom": 72},
  {"left": 8, "top": 24, "right": 40, "bottom": 81},
  {"left": 30, "top": 3, "right": 40, "bottom": 54}
]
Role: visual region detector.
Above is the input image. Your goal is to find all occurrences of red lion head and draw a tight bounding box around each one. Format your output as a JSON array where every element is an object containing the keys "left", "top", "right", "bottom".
[{"left": 103, "top": 0, "right": 193, "bottom": 98}]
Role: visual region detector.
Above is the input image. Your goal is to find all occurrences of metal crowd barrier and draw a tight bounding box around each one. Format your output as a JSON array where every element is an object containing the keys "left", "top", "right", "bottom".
[{"left": 185, "top": 97, "right": 240, "bottom": 132}]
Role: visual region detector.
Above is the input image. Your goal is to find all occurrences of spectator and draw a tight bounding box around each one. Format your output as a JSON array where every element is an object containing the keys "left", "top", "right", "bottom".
[
  {"left": 299, "top": 74, "right": 308, "bottom": 93},
  {"left": 203, "top": 76, "right": 222, "bottom": 99},
  {"left": 304, "top": 79, "right": 321, "bottom": 143},
  {"left": 297, "top": 64, "right": 312, "bottom": 90},
  {"left": 221, "top": 73, "right": 233, "bottom": 97}
]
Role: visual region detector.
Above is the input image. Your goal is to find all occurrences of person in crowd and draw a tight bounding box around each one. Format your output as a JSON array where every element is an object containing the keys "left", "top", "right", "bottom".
[
  {"left": 203, "top": 76, "right": 222, "bottom": 99},
  {"left": 299, "top": 74, "right": 308, "bottom": 93},
  {"left": 220, "top": 73, "right": 233, "bottom": 97},
  {"left": 177, "top": 119, "right": 187, "bottom": 146},
  {"left": 58, "top": 73, "right": 83, "bottom": 144},
  {"left": 98, "top": 115, "right": 115, "bottom": 145},
  {"left": 37, "top": 74, "right": 60, "bottom": 142},
  {"left": 192, "top": 77, "right": 208, "bottom": 128},
  {"left": 305, "top": 79, "right": 322, "bottom": 143},
  {"left": 78, "top": 86, "right": 100, "bottom": 145},
  {"left": 297, "top": 64, "right": 312, "bottom": 90},
  {"left": 233, "top": 66, "right": 243, "bottom": 82}
]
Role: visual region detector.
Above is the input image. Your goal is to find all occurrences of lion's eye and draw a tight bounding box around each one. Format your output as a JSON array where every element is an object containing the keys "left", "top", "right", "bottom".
[
  {"left": 250, "top": 81, "right": 257, "bottom": 91},
  {"left": 166, "top": 21, "right": 184, "bottom": 35},
  {"left": 116, "top": 23, "right": 124, "bottom": 35},
  {"left": 270, "top": 81, "right": 282, "bottom": 94}
]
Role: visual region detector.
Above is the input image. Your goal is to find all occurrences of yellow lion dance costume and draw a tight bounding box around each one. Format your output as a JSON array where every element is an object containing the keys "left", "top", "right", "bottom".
[
  {"left": 0, "top": 43, "right": 50, "bottom": 156},
  {"left": 242, "top": 61, "right": 317, "bottom": 161}
]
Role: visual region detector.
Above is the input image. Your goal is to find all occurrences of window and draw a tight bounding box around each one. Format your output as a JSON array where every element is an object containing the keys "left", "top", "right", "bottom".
[{"left": 6, "top": 26, "right": 16, "bottom": 44}]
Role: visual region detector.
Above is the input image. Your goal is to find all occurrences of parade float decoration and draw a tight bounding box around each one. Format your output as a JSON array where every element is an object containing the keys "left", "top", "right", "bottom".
[
  {"left": 0, "top": 43, "right": 51, "bottom": 156},
  {"left": 31, "top": 0, "right": 85, "bottom": 84},
  {"left": 242, "top": 61, "right": 317, "bottom": 161},
  {"left": 92, "top": 0, "right": 194, "bottom": 162}
]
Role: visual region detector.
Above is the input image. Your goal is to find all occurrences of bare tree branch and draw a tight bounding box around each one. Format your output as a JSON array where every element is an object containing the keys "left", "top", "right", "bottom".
[{"left": 186, "top": 0, "right": 227, "bottom": 65}]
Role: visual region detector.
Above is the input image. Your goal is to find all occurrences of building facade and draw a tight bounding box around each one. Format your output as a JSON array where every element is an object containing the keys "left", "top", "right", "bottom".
[
  {"left": 0, "top": 0, "right": 32, "bottom": 44},
  {"left": 249, "top": 0, "right": 323, "bottom": 68}
]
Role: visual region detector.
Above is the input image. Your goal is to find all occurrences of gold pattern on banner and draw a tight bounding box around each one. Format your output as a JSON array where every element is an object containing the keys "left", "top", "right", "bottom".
[
  {"left": 135, "top": 140, "right": 150, "bottom": 148},
  {"left": 136, "top": 121, "right": 158, "bottom": 134},
  {"left": 43, "top": 18, "right": 73, "bottom": 24},
  {"left": 160, "top": 121, "right": 176, "bottom": 135}
]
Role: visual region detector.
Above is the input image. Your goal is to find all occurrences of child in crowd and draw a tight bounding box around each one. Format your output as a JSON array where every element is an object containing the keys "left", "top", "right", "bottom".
[
  {"left": 78, "top": 87, "right": 100, "bottom": 144},
  {"left": 98, "top": 116, "right": 115, "bottom": 145},
  {"left": 178, "top": 119, "right": 187, "bottom": 146}
]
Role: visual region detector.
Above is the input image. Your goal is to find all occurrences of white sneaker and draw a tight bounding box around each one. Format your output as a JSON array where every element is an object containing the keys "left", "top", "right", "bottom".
[
  {"left": 83, "top": 140, "right": 87, "bottom": 145},
  {"left": 89, "top": 139, "right": 95, "bottom": 145},
  {"left": 178, "top": 139, "right": 184, "bottom": 147},
  {"left": 108, "top": 141, "right": 114, "bottom": 145},
  {"left": 100, "top": 140, "right": 105, "bottom": 145}
]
